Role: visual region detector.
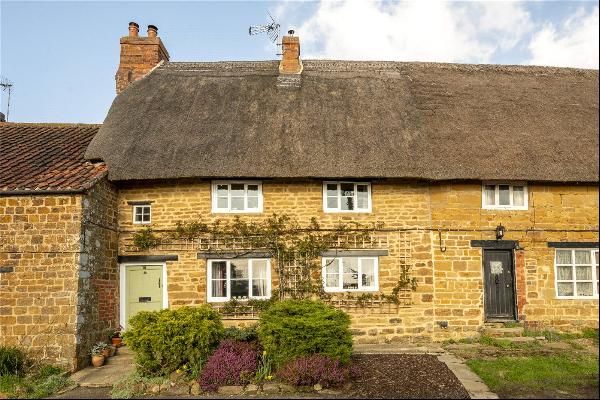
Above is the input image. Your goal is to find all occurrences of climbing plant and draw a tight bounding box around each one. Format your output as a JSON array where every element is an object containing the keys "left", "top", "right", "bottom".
[{"left": 131, "top": 214, "right": 416, "bottom": 304}]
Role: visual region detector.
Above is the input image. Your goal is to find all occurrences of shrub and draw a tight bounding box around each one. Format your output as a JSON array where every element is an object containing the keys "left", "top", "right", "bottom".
[
  {"left": 257, "top": 299, "right": 352, "bottom": 366},
  {"left": 198, "top": 340, "right": 259, "bottom": 392},
  {"left": 222, "top": 325, "right": 259, "bottom": 343},
  {"left": 123, "top": 306, "right": 223, "bottom": 376},
  {"left": 0, "top": 346, "right": 27, "bottom": 376},
  {"left": 276, "top": 354, "right": 360, "bottom": 388}
]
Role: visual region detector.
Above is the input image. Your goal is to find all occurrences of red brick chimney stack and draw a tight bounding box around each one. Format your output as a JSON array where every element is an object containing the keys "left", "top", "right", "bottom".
[{"left": 115, "top": 22, "right": 169, "bottom": 94}]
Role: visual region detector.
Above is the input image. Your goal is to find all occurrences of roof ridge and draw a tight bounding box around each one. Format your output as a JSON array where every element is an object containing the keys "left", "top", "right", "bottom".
[{"left": 0, "top": 122, "right": 102, "bottom": 127}]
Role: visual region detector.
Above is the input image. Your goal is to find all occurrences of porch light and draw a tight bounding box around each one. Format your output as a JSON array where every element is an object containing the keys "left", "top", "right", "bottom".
[{"left": 496, "top": 224, "right": 506, "bottom": 240}]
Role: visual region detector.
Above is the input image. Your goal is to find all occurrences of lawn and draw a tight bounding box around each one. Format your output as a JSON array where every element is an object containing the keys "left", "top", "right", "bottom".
[{"left": 466, "top": 353, "right": 599, "bottom": 399}]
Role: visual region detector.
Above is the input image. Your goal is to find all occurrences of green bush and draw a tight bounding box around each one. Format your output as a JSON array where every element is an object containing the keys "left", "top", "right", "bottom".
[
  {"left": 222, "top": 325, "right": 259, "bottom": 343},
  {"left": 0, "top": 346, "right": 27, "bottom": 376},
  {"left": 257, "top": 300, "right": 352, "bottom": 366},
  {"left": 123, "top": 306, "right": 223, "bottom": 377}
]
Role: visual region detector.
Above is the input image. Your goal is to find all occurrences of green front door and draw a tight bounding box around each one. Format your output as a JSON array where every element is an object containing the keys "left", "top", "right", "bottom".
[{"left": 125, "top": 265, "right": 163, "bottom": 326}]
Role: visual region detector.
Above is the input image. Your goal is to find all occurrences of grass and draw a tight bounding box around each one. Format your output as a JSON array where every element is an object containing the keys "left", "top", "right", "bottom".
[
  {"left": 0, "top": 365, "right": 73, "bottom": 399},
  {"left": 523, "top": 327, "right": 599, "bottom": 343},
  {"left": 467, "top": 353, "right": 599, "bottom": 398}
]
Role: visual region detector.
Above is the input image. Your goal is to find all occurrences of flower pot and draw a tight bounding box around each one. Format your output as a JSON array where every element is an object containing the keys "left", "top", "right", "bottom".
[
  {"left": 101, "top": 348, "right": 110, "bottom": 358},
  {"left": 108, "top": 346, "right": 116, "bottom": 357},
  {"left": 111, "top": 337, "right": 123, "bottom": 348},
  {"left": 91, "top": 355, "right": 105, "bottom": 367}
]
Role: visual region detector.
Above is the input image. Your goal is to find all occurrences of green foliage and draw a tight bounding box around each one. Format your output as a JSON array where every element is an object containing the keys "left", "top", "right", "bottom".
[
  {"left": 258, "top": 299, "right": 353, "bottom": 366},
  {"left": 219, "top": 297, "right": 277, "bottom": 316},
  {"left": 255, "top": 350, "right": 274, "bottom": 383},
  {"left": 0, "top": 364, "right": 71, "bottom": 399},
  {"left": 132, "top": 228, "right": 161, "bottom": 250},
  {"left": 222, "top": 325, "right": 259, "bottom": 343},
  {"left": 110, "top": 372, "right": 168, "bottom": 399},
  {"left": 582, "top": 328, "right": 599, "bottom": 344},
  {"left": 0, "top": 346, "right": 27, "bottom": 376},
  {"left": 123, "top": 306, "right": 223, "bottom": 377},
  {"left": 467, "top": 354, "right": 599, "bottom": 395},
  {"left": 90, "top": 342, "right": 108, "bottom": 356}
]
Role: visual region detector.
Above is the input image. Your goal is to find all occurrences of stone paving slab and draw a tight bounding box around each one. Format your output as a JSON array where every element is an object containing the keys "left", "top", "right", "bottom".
[
  {"left": 437, "top": 354, "right": 499, "bottom": 399},
  {"left": 69, "top": 347, "right": 135, "bottom": 388}
]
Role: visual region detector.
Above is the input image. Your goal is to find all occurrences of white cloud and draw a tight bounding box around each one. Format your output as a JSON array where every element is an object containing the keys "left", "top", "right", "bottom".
[
  {"left": 527, "top": 6, "right": 599, "bottom": 68},
  {"left": 275, "top": 0, "right": 534, "bottom": 64}
]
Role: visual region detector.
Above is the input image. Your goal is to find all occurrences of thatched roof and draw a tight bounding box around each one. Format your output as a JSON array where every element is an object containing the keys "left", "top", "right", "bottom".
[
  {"left": 85, "top": 60, "right": 599, "bottom": 183},
  {"left": 0, "top": 123, "right": 105, "bottom": 192}
]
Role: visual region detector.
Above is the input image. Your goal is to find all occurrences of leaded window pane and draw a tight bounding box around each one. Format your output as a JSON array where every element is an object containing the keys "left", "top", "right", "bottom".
[
  {"left": 341, "top": 196, "right": 354, "bottom": 211},
  {"left": 230, "top": 260, "right": 249, "bottom": 279},
  {"left": 327, "top": 196, "right": 338, "bottom": 209},
  {"left": 326, "top": 184, "right": 338, "bottom": 197},
  {"left": 217, "top": 184, "right": 229, "bottom": 196},
  {"left": 357, "top": 185, "right": 369, "bottom": 209},
  {"left": 340, "top": 183, "right": 354, "bottom": 197},
  {"left": 231, "top": 197, "right": 245, "bottom": 210},
  {"left": 217, "top": 197, "right": 228, "bottom": 209},
  {"left": 247, "top": 196, "right": 258, "bottom": 209},
  {"left": 230, "top": 184, "right": 245, "bottom": 196},
  {"left": 361, "top": 259, "right": 375, "bottom": 287}
]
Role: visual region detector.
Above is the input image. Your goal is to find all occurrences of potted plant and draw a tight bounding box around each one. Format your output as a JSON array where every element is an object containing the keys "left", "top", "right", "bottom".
[
  {"left": 90, "top": 343, "right": 105, "bottom": 367},
  {"left": 93, "top": 341, "right": 110, "bottom": 359},
  {"left": 108, "top": 345, "right": 117, "bottom": 357},
  {"left": 109, "top": 328, "right": 123, "bottom": 348}
]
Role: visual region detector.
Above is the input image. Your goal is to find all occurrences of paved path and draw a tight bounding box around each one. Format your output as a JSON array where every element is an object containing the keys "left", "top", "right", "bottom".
[
  {"left": 69, "top": 347, "right": 135, "bottom": 388},
  {"left": 437, "top": 354, "right": 499, "bottom": 399}
]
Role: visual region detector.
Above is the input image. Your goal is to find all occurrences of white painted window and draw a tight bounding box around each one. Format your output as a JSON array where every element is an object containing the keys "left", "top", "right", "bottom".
[
  {"left": 323, "top": 182, "right": 371, "bottom": 213},
  {"left": 212, "top": 181, "right": 263, "bottom": 213},
  {"left": 132, "top": 204, "right": 151, "bottom": 224},
  {"left": 207, "top": 259, "right": 271, "bottom": 302},
  {"left": 482, "top": 183, "right": 528, "bottom": 210},
  {"left": 322, "top": 257, "right": 378, "bottom": 292},
  {"left": 554, "top": 249, "right": 599, "bottom": 299}
]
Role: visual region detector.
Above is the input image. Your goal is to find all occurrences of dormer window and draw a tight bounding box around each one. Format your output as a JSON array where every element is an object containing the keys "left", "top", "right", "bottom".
[
  {"left": 323, "top": 182, "right": 371, "bottom": 213},
  {"left": 482, "top": 183, "right": 528, "bottom": 210},
  {"left": 212, "top": 181, "right": 263, "bottom": 213}
]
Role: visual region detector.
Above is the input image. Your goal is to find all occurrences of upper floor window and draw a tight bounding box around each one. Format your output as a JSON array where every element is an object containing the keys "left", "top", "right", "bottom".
[
  {"left": 555, "top": 249, "right": 599, "bottom": 299},
  {"left": 323, "top": 182, "right": 371, "bottom": 213},
  {"left": 207, "top": 259, "right": 271, "bottom": 302},
  {"left": 482, "top": 183, "right": 528, "bottom": 210},
  {"left": 212, "top": 181, "right": 263, "bottom": 213},
  {"left": 132, "top": 204, "right": 151, "bottom": 224},
  {"left": 322, "top": 256, "right": 378, "bottom": 292}
]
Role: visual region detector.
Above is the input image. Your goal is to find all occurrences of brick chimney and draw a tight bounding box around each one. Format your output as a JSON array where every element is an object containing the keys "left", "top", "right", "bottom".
[
  {"left": 115, "top": 22, "right": 170, "bottom": 94},
  {"left": 277, "top": 30, "right": 302, "bottom": 89}
]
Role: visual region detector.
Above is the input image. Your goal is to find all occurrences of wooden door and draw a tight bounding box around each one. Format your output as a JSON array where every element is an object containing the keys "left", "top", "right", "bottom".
[
  {"left": 483, "top": 250, "right": 516, "bottom": 320},
  {"left": 125, "top": 265, "right": 163, "bottom": 326}
]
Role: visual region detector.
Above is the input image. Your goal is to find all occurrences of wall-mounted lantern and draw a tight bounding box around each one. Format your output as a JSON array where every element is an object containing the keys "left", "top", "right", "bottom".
[{"left": 496, "top": 224, "right": 506, "bottom": 240}]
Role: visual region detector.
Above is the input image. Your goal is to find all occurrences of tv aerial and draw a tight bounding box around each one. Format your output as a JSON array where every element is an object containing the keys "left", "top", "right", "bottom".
[
  {"left": 0, "top": 77, "right": 13, "bottom": 121},
  {"left": 249, "top": 13, "right": 281, "bottom": 43}
]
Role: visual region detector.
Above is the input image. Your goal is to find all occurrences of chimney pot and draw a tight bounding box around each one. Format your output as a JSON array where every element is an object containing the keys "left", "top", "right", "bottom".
[
  {"left": 128, "top": 22, "right": 139, "bottom": 37},
  {"left": 147, "top": 25, "right": 158, "bottom": 37},
  {"left": 288, "top": 29, "right": 295, "bottom": 35}
]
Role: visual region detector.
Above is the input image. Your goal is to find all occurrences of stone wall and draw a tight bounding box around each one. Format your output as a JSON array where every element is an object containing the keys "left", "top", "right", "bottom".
[
  {"left": 0, "top": 194, "right": 82, "bottom": 369},
  {"left": 75, "top": 179, "right": 119, "bottom": 369},
  {"left": 117, "top": 180, "right": 599, "bottom": 342},
  {"left": 0, "top": 178, "right": 120, "bottom": 370}
]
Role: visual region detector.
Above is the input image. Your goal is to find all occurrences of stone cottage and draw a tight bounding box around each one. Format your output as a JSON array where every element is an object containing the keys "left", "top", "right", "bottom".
[{"left": 1, "top": 22, "right": 598, "bottom": 370}]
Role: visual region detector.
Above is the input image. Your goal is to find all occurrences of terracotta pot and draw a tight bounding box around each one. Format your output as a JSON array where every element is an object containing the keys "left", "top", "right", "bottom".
[
  {"left": 111, "top": 337, "right": 123, "bottom": 348},
  {"left": 101, "top": 348, "right": 110, "bottom": 358},
  {"left": 91, "top": 355, "right": 105, "bottom": 367},
  {"left": 109, "top": 346, "right": 116, "bottom": 357}
]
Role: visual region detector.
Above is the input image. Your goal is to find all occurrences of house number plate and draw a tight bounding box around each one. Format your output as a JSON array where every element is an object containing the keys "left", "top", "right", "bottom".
[{"left": 490, "top": 261, "right": 503, "bottom": 274}]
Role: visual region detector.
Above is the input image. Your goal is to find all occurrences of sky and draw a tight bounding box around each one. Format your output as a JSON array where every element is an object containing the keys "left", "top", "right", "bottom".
[{"left": 0, "top": 0, "right": 598, "bottom": 123}]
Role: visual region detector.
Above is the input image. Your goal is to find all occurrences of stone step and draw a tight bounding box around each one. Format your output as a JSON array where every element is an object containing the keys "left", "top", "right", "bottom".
[
  {"left": 481, "top": 327, "right": 524, "bottom": 337},
  {"left": 497, "top": 336, "right": 536, "bottom": 343}
]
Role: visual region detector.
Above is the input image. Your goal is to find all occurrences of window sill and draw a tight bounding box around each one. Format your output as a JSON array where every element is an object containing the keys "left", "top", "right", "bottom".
[
  {"left": 482, "top": 206, "right": 528, "bottom": 211},
  {"left": 211, "top": 210, "right": 263, "bottom": 214},
  {"left": 324, "top": 288, "right": 379, "bottom": 293},
  {"left": 323, "top": 210, "right": 372, "bottom": 214},
  {"left": 555, "top": 296, "right": 599, "bottom": 300}
]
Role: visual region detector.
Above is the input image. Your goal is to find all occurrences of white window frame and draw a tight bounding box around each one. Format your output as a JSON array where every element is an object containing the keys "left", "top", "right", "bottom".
[
  {"left": 554, "top": 249, "right": 599, "bottom": 299},
  {"left": 207, "top": 259, "right": 271, "bottom": 302},
  {"left": 323, "top": 181, "right": 372, "bottom": 213},
  {"left": 321, "top": 256, "right": 379, "bottom": 292},
  {"left": 481, "top": 182, "right": 528, "bottom": 210},
  {"left": 211, "top": 181, "right": 263, "bottom": 213},
  {"left": 132, "top": 204, "right": 152, "bottom": 224}
]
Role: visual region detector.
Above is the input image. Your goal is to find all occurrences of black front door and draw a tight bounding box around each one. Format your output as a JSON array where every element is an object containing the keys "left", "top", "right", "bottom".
[{"left": 483, "top": 249, "right": 516, "bottom": 320}]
